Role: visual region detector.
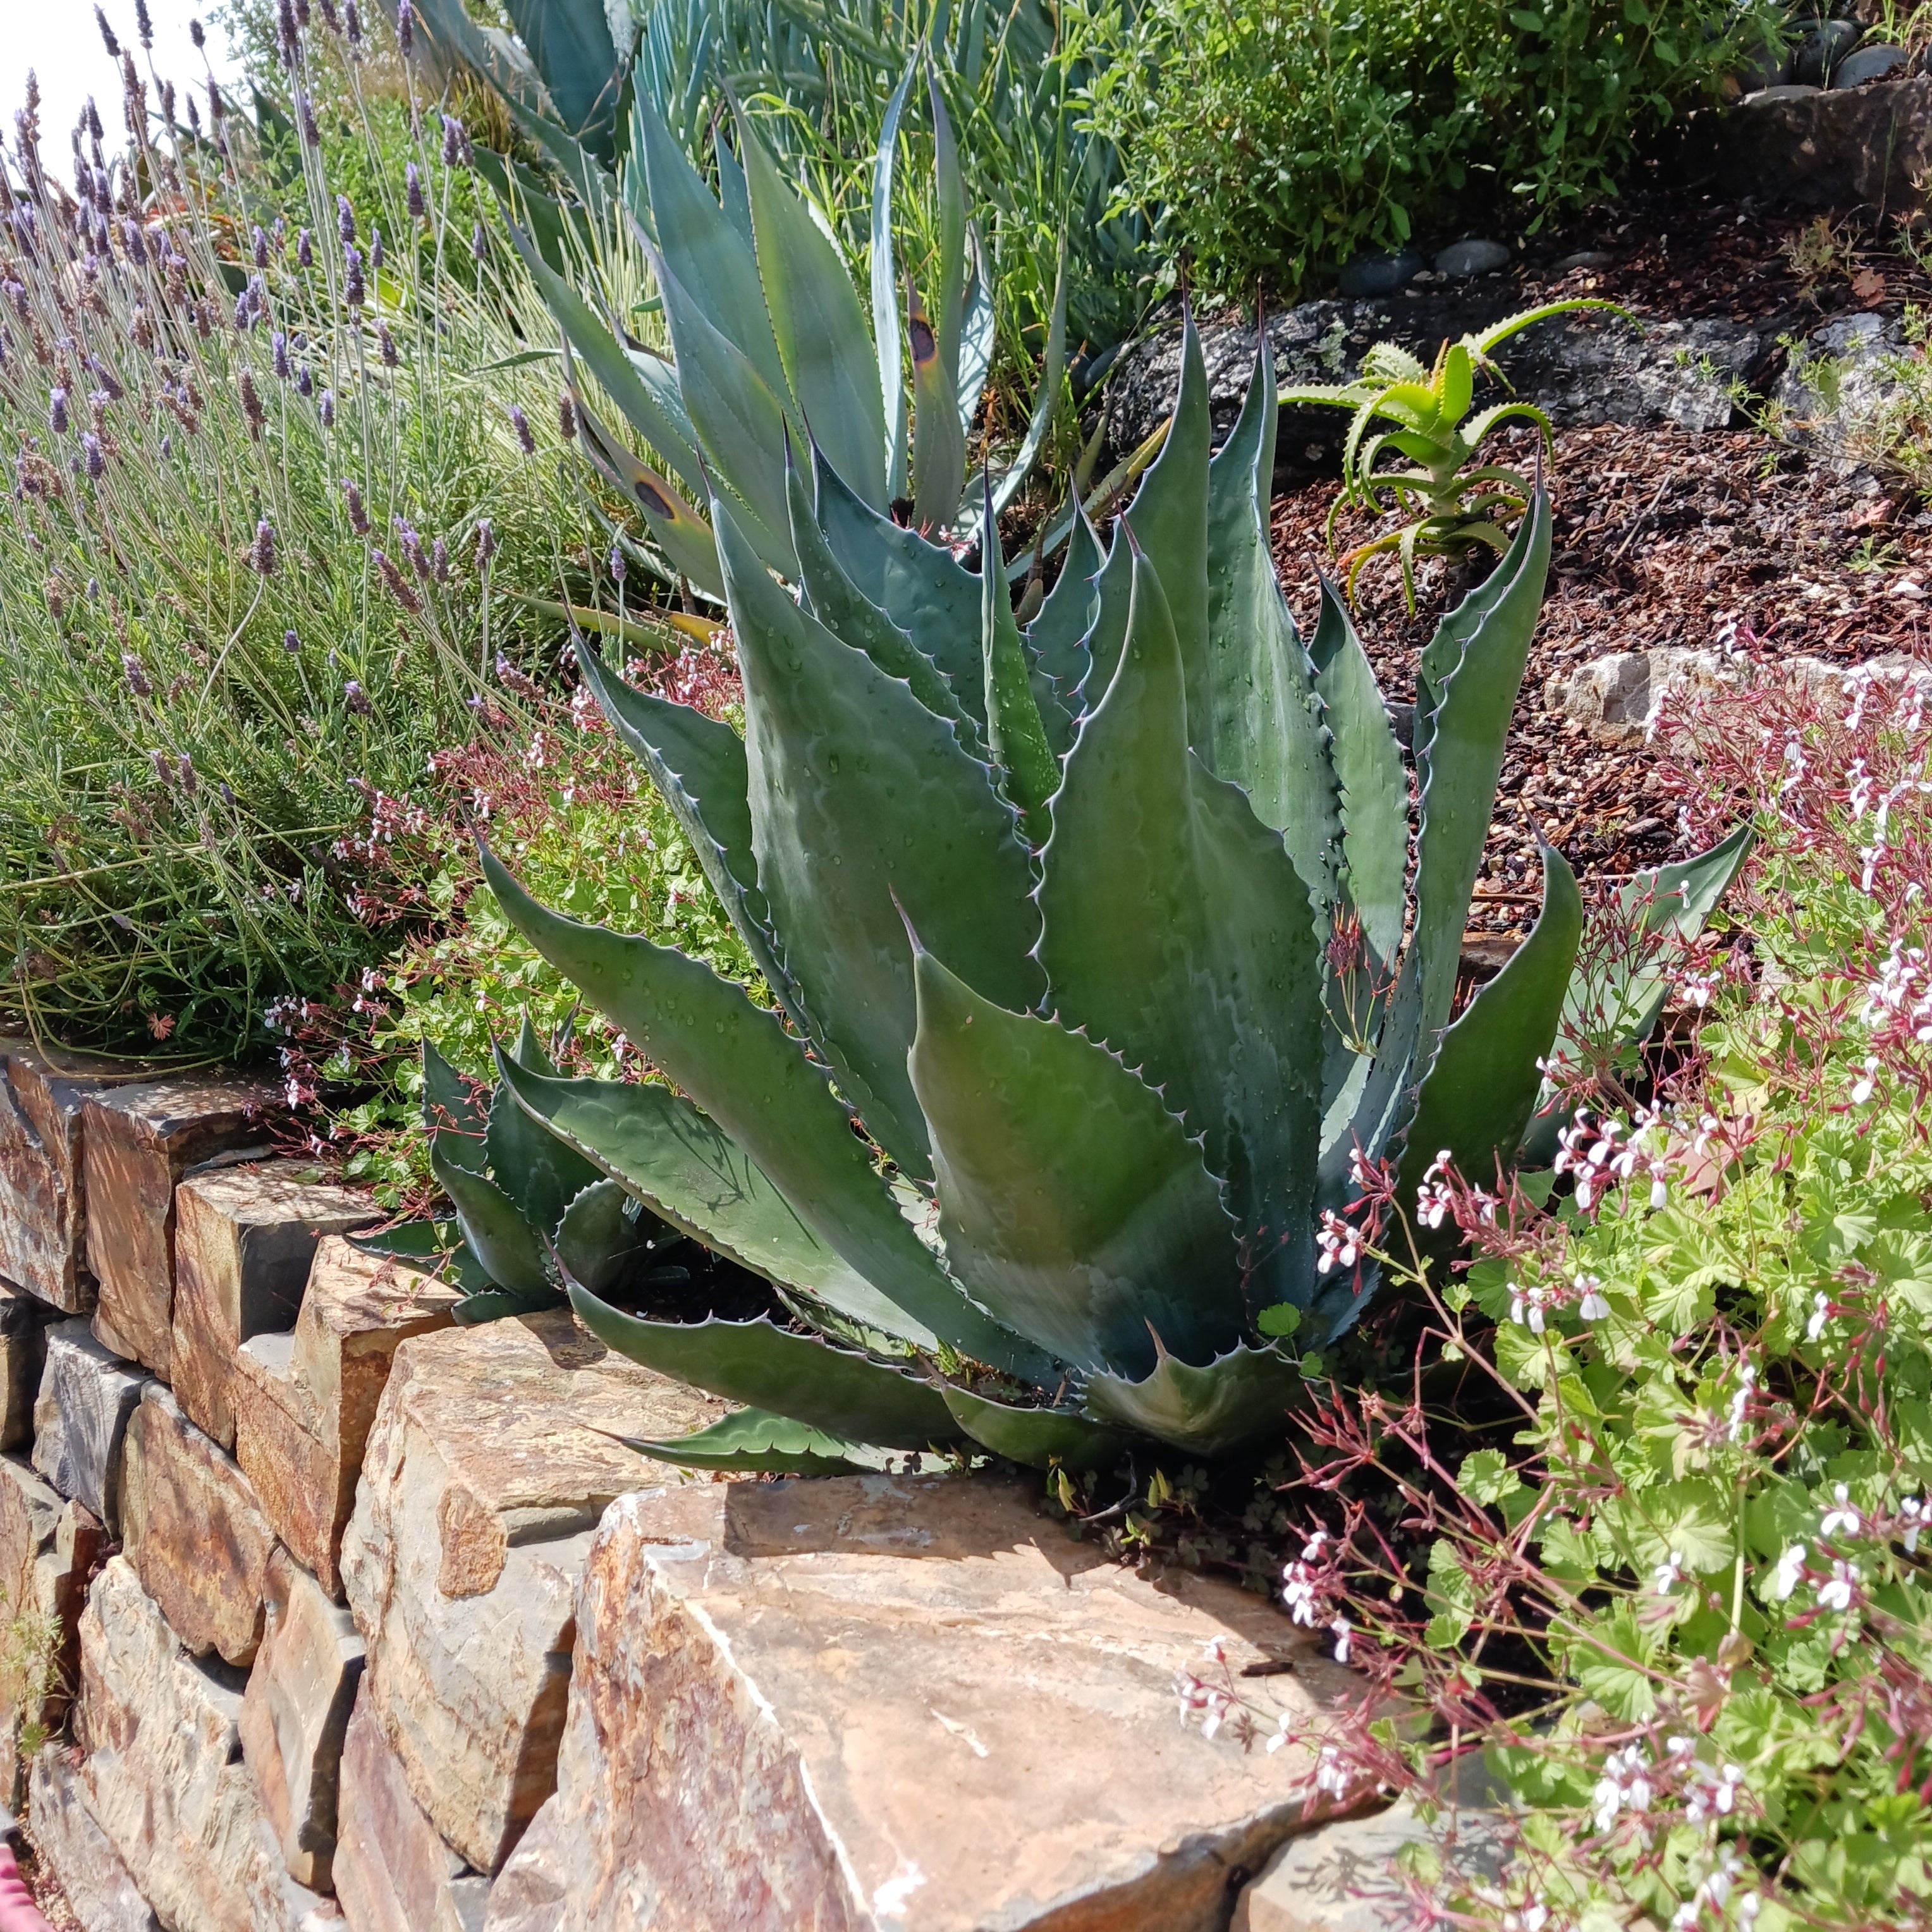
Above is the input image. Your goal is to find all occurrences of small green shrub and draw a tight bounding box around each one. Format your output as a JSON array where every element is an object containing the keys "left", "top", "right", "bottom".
[{"left": 1079, "top": 0, "right": 1786, "bottom": 298}]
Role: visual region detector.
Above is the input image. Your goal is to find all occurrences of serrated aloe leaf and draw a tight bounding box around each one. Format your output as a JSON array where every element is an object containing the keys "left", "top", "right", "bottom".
[
  {"left": 430, "top": 1142, "right": 551, "bottom": 1298},
  {"left": 812, "top": 446, "right": 984, "bottom": 719},
  {"left": 1202, "top": 334, "right": 1336, "bottom": 908},
  {"left": 350, "top": 1217, "right": 492, "bottom": 1295},
  {"left": 1026, "top": 504, "right": 1101, "bottom": 694},
  {"left": 621, "top": 1405, "right": 884, "bottom": 1475},
  {"left": 495, "top": 1055, "right": 936, "bottom": 1348},
  {"left": 422, "top": 1039, "right": 487, "bottom": 1173},
  {"left": 484, "top": 1055, "right": 603, "bottom": 1240},
  {"left": 1398, "top": 843, "right": 1581, "bottom": 1204},
  {"left": 452, "top": 1285, "right": 558, "bottom": 1326},
  {"left": 632, "top": 94, "right": 789, "bottom": 405},
  {"left": 569, "top": 1285, "right": 963, "bottom": 1448},
  {"left": 554, "top": 1177, "right": 658, "bottom": 1295},
  {"left": 572, "top": 640, "right": 800, "bottom": 1023},
  {"left": 478, "top": 841, "right": 1049, "bottom": 1379},
  {"left": 737, "top": 113, "right": 887, "bottom": 510},
  {"left": 908, "top": 939, "right": 1244, "bottom": 1380},
  {"left": 648, "top": 243, "right": 797, "bottom": 574},
  {"left": 940, "top": 1386, "right": 1127, "bottom": 1471},
  {"left": 1084, "top": 1342, "right": 1305, "bottom": 1456},
  {"left": 980, "top": 493, "right": 1059, "bottom": 846},
  {"left": 719, "top": 494, "right": 1044, "bottom": 1177},
  {"left": 1120, "top": 310, "right": 1211, "bottom": 740},
  {"left": 1040, "top": 547, "right": 1326, "bottom": 1311},
  {"left": 504, "top": 221, "right": 705, "bottom": 499},
  {"left": 1411, "top": 491, "right": 1551, "bottom": 1047},
  {"left": 910, "top": 285, "right": 967, "bottom": 534},
  {"left": 785, "top": 446, "right": 976, "bottom": 750},
  {"left": 1309, "top": 578, "right": 1407, "bottom": 969},
  {"left": 570, "top": 392, "right": 721, "bottom": 597},
  {"left": 1077, "top": 529, "right": 1134, "bottom": 715},
  {"left": 872, "top": 60, "right": 916, "bottom": 499}
]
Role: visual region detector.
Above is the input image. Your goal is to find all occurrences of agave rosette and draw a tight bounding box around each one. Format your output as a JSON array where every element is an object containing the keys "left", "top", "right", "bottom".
[{"left": 477, "top": 320, "right": 1748, "bottom": 1472}]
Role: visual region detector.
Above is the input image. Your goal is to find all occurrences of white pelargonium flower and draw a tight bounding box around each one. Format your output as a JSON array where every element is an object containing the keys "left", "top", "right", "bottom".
[
  {"left": 1771, "top": 1543, "right": 1807, "bottom": 1601},
  {"left": 1575, "top": 1275, "right": 1610, "bottom": 1322},
  {"left": 1820, "top": 1483, "right": 1861, "bottom": 1539},
  {"left": 1653, "top": 1549, "right": 1686, "bottom": 1596},
  {"left": 1818, "top": 1560, "right": 1860, "bottom": 1613}
]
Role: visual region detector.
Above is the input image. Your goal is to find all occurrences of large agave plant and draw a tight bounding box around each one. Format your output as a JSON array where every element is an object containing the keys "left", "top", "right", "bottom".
[{"left": 474, "top": 321, "right": 1747, "bottom": 1471}]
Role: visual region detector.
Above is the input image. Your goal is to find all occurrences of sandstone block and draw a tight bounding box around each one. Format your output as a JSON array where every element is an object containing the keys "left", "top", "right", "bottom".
[
  {"left": 241, "top": 1545, "right": 365, "bottom": 1892},
  {"left": 121, "top": 1384, "right": 275, "bottom": 1665},
  {"left": 333, "top": 1678, "right": 480, "bottom": 1932},
  {"left": 487, "top": 1474, "right": 1358, "bottom": 1932},
  {"left": 0, "top": 1044, "right": 159, "bottom": 1314},
  {"left": 172, "top": 1164, "right": 374, "bottom": 1450},
  {"left": 1230, "top": 1797, "right": 1509, "bottom": 1931},
  {"left": 0, "top": 1290, "right": 56, "bottom": 1453},
  {"left": 0, "top": 1457, "right": 109, "bottom": 1806},
  {"left": 24, "top": 1745, "right": 160, "bottom": 1932},
  {"left": 246, "top": 1811, "right": 336, "bottom": 1932},
  {"left": 30, "top": 1321, "right": 149, "bottom": 1534},
  {"left": 341, "top": 1311, "right": 727, "bottom": 1873},
  {"left": 82, "top": 1075, "right": 283, "bottom": 1379},
  {"left": 234, "top": 1239, "right": 461, "bottom": 1599},
  {"left": 77, "top": 1555, "right": 291, "bottom": 1932}
]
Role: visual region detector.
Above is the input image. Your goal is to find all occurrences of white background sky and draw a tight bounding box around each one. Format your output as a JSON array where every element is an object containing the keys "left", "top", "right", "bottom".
[{"left": 0, "top": 0, "right": 243, "bottom": 183}]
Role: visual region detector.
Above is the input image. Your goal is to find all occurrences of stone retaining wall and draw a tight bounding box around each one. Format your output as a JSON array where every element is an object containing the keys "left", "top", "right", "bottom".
[{"left": 0, "top": 1044, "right": 1403, "bottom": 1931}]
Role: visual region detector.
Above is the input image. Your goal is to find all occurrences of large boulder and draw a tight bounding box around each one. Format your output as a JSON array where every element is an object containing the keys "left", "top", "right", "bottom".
[
  {"left": 120, "top": 1383, "right": 276, "bottom": 1666},
  {"left": 171, "top": 1163, "right": 374, "bottom": 1450},
  {"left": 82, "top": 1076, "right": 283, "bottom": 1378},
  {"left": 233, "top": 1238, "right": 460, "bottom": 1599},
  {"left": 76, "top": 1556, "right": 298, "bottom": 1932},
  {"left": 487, "top": 1473, "right": 1359, "bottom": 1932},
  {"left": 339, "top": 1309, "right": 726, "bottom": 1873},
  {"left": 25, "top": 1744, "right": 160, "bottom": 1932}
]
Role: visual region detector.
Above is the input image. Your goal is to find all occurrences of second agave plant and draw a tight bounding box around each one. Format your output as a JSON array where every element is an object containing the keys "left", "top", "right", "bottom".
[{"left": 472, "top": 318, "right": 1747, "bottom": 1472}]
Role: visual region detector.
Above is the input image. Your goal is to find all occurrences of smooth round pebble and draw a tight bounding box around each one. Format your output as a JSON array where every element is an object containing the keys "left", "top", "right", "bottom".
[
  {"left": 1337, "top": 247, "right": 1426, "bottom": 299},
  {"left": 1830, "top": 43, "right": 1907, "bottom": 87},
  {"left": 1435, "top": 238, "right": 1512, "bottom": 278}
]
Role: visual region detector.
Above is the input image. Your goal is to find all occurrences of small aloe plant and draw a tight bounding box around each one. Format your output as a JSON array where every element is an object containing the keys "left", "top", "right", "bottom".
[
  {"left": 470, "top": 319, "right": 1744, "bottom": 1474},
  {"left": 1280, "top": 301, "right": 1627, "bottom": 606},
  {"left": 356, "top": 1025, "right": 694, "bottom": 1324}
]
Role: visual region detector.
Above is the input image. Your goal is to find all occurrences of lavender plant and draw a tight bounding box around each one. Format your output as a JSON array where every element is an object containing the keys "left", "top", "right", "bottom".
[{"left": 0, "top": 8, "right": 599, "bottom": 1054}]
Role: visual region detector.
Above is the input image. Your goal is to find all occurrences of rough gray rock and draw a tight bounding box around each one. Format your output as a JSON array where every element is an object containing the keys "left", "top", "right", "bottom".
[
  {"left": 0, "top": 1290, "right": 54, "bottom": 1452},
  {"left": 1773, "top": 309, "right": 1907, "bottom": 471},
  {"left": 30, "top": 1320, "right": 149, "bottom": 1533},
  {"left": 25, "top": 1745, "right": 160, "bottom": 1932},
  {"left": 1106, "top": 299, "right": 1759, "bottom": 465},
  {"left": 1230, "top": 1798, "right": 1510, "bottom": 1931},
  {"left": 1434, "top": 238, "right": 1510, "bottom": 278},
  {"left": 487, "top": 1475, "right": 1357, "bottom": 1932}
]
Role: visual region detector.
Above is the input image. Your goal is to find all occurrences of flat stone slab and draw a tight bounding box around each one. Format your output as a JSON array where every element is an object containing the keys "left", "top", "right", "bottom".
[
  {"left": 487, "top": 1473, "right": 1357, "bottom": 1932},
  {"left": 77, "top": 1555, "right": 283, "bottom": 1932},
  {"left": 234, "top": 1238, "right": 461, "bottom": 1600},
  {"left": 333, "top": 1677, "right": 486, "bottom": 1932},
  {"left": 25, "top": 1744, "right": 161, "bottom": 1932},
  {"left": 121, "top": 1383, "right": 276, "bottom": 1666},
  {"left": 0, "top": 1042, "right": 160, "bottom": 1314},
  {"left": 82, "top": 1075, "right": 283, "bottom": 1379},
  {"left": 0, "top": 1457, "right": 109, "bottom": 1807},
  {"left": 30, "top": 1320, "right": 150, "bottom": 1534},
  {"left": 172, "top": 1163, "right": 374, "bottom": 1451},
  {"left": 241, "top": 1544, "right": 365, "bottom": 1892},
  {"left": 341, "top": 1309, "right": 727, "bottom": 1874}
]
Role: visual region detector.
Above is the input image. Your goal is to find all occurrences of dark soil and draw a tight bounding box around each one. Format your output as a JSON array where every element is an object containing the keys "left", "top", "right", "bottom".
[{"left": 1266, "top": 192, "right": 1932, "bottom": 938}]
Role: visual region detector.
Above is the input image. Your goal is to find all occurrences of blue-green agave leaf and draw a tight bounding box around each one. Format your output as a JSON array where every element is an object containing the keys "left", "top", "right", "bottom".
[
  {"left": 909, "top": 284, "right": 966, "bottom": 533},
  {"left": 736, "top": 111, "right": 887, "bottom": 509},
  {"left": 1077, "top": 529, "right": 1135, "bottom": 714},
  {"left": 988, "top": 232, "right": 1067, "bottom": 518},
  {"left": 495, "top": 1055, "right": 934, "bottom": 1348},
  {"left": 1084, "top": 1342, "right": 1305, "bottom": 1456},
  {"left": 554, "top": 1177, "right": 659, "bottom": 1296},
  {"left": 979, "top": 489, "right": 1060, "bottom": 846},
  {"left": 477, "top": 841, "right": 1050, "bottom": 1379},
  {"left": 719, "top": 494, "right": 1044, "bottom": 1179},
  {"left": 929, "top": 63, "right": 967, "bottom": 391},
  {"left": 871, "top": 60, "right": 917, "bottom": 499},
  {"left": 569, "top": 1285, "right": 963, "bottom": 1449},
  {"left": 429, "top": 1142, "right": 551, "bottom": 1298},
  {"left": 1399, "top": 843, "right": 1582, "bottom": 1204},
  {"left": 940, "top": 1386, "right": 1127, "bottom": 1470},
  {"left": 621, "top": 1405, "right": 886, "bottom": 1474},
  {"left": 350, "top": 1216, "right": 492, "bottom": 1295},
  {"left": 501, "top": 0, "right": 624, "bottom": 159},
  {"left": 1201, "top": 333, "right": 1336, "bottom": 908},
  {"left": 1025, "top": 504, "right": 1102, "bottom": 695},
  {"left": 422, "top": 1038, "right": 487, "bottom": 1173},
  {"left": 1039, "top": 547, "right": 1326, "bottom": 1312},
  {"left": 568, "top": 389, "right": 719, "bottom": 597},
  {"left": 907, "top": 939, "right": 1244, "bottom": 1381},
  {"left": 812, "top": 446, "right": 984, "bottom": 719}
]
